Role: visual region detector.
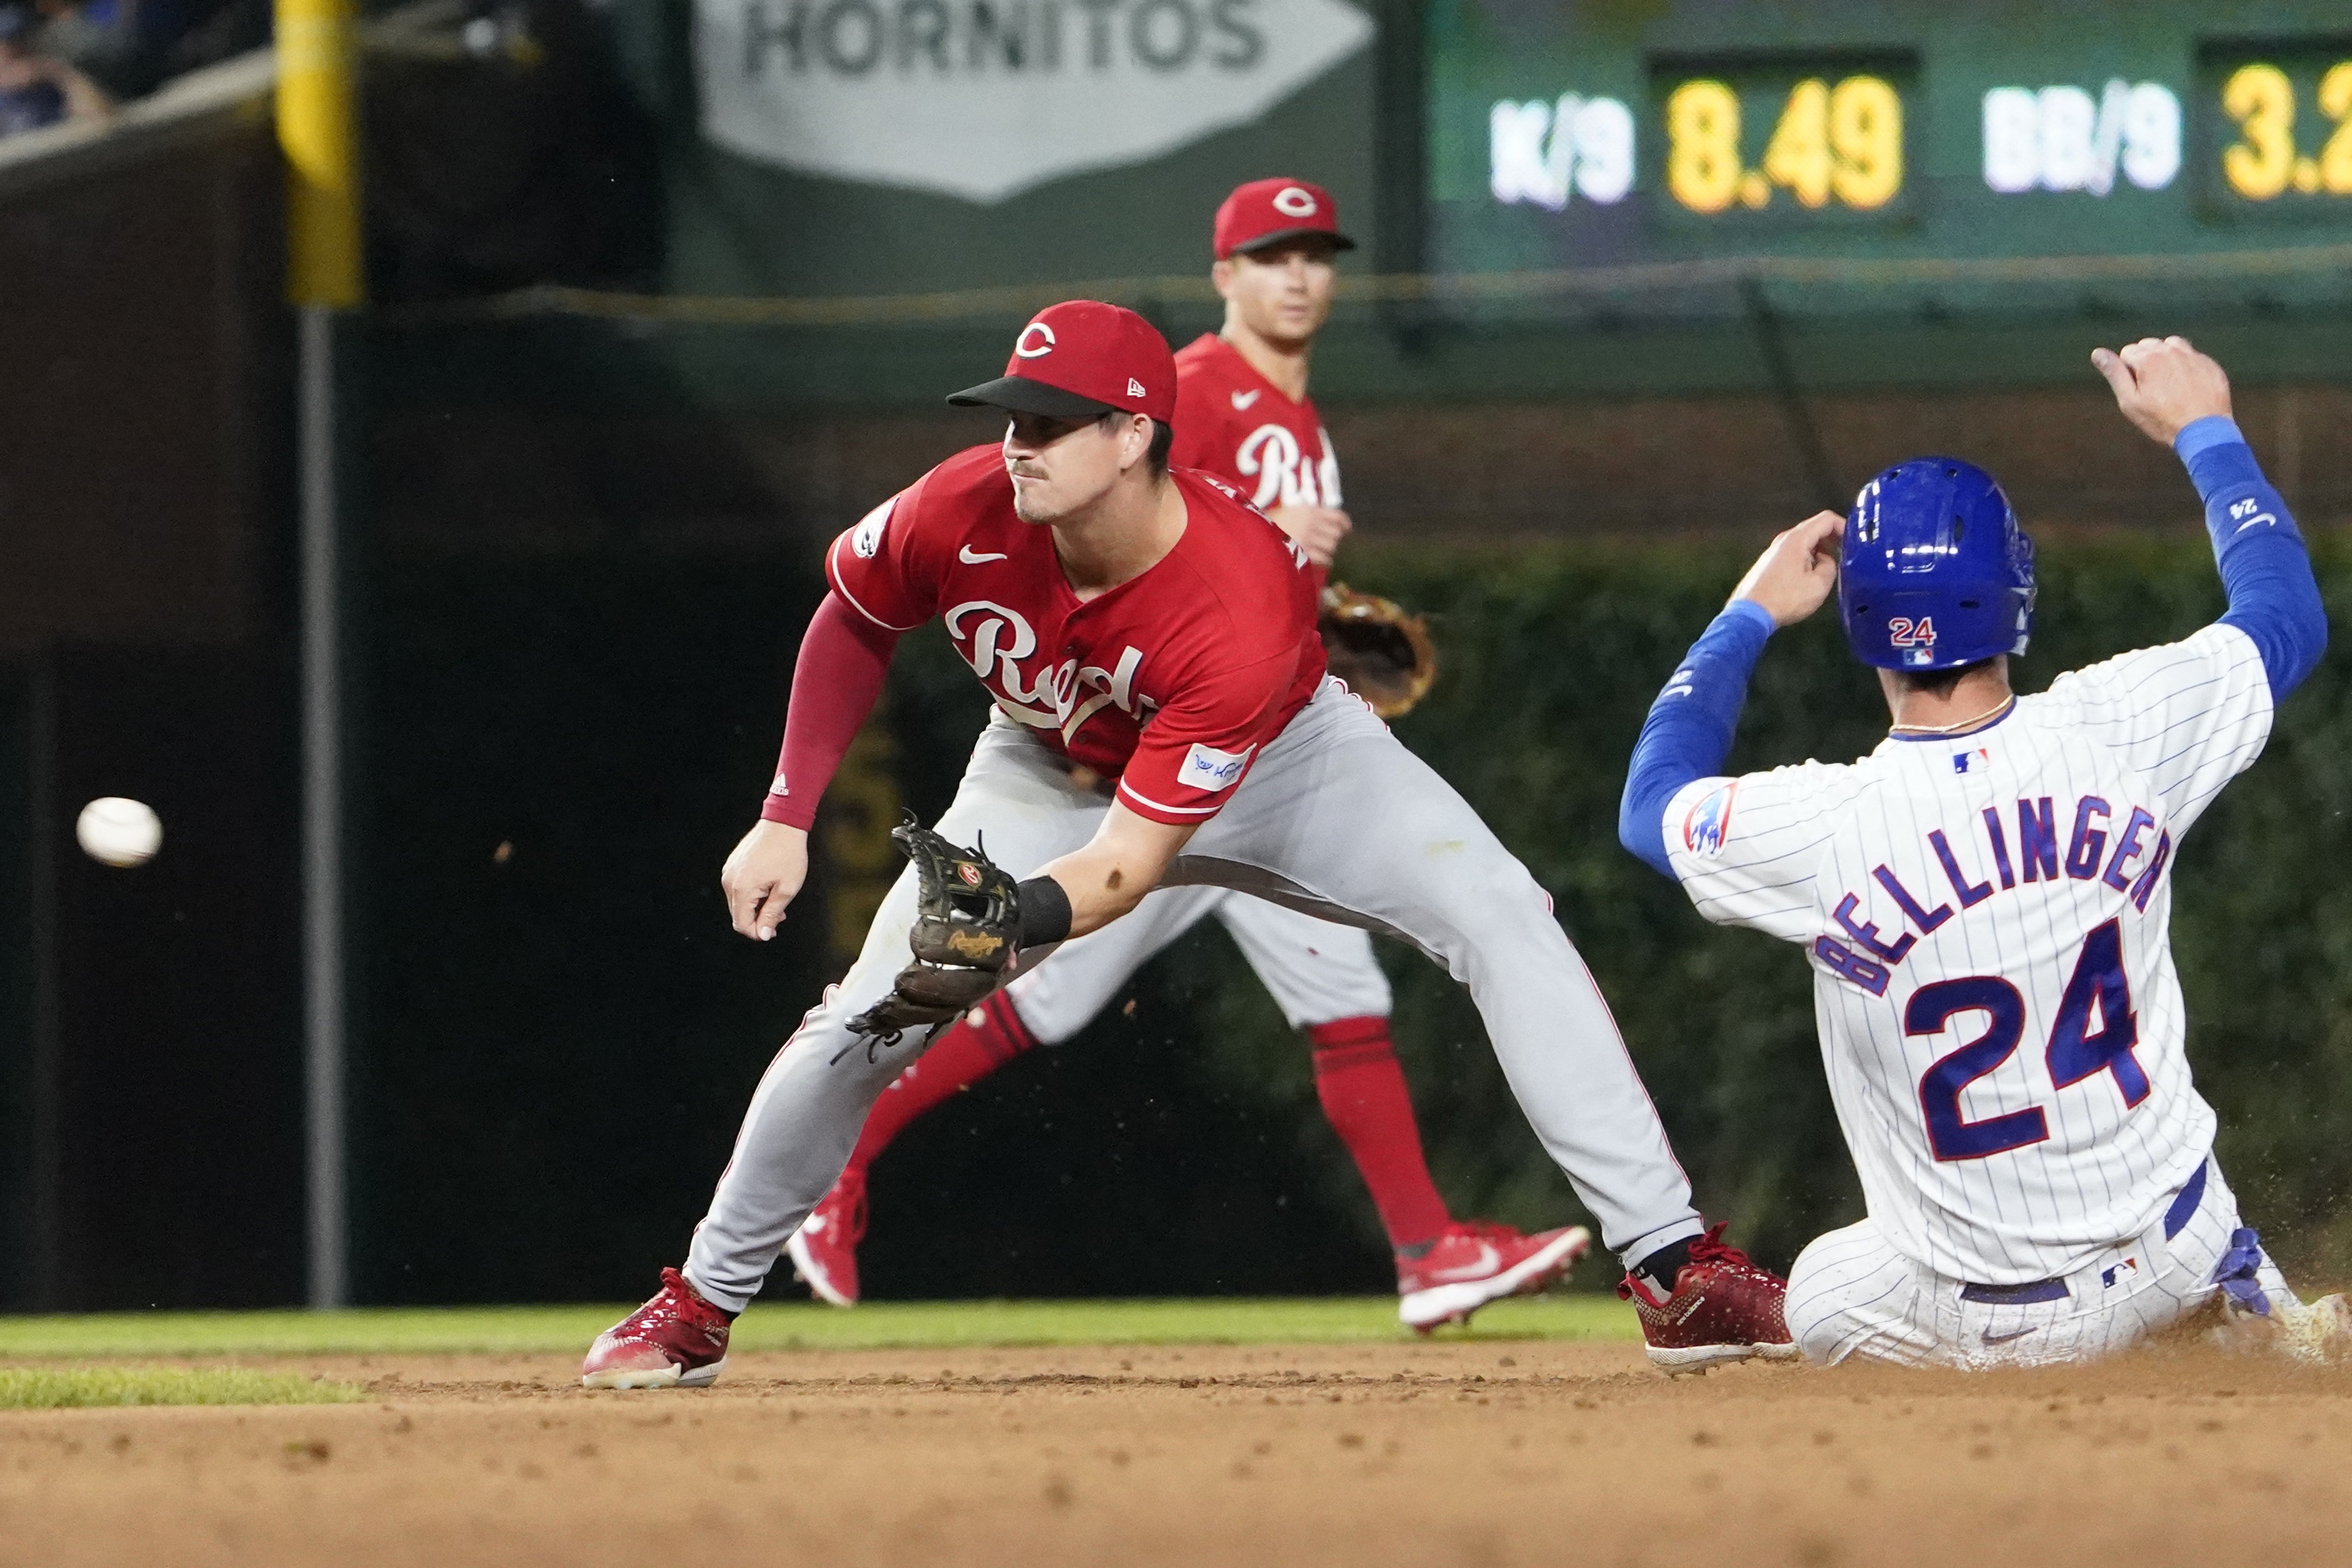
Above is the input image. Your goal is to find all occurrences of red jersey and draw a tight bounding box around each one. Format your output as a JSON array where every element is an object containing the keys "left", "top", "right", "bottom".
[
  {"left": 1170, "top": 334, "right": 1344, "bottom": 519},
  {"left": 827, "top": 445, "right": 1326, "bottom": 826}
]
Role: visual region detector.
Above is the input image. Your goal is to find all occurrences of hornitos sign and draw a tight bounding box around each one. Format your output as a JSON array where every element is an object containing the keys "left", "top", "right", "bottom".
[{"left": 695, "top": 0, "right": 1375, "bottom": 203}]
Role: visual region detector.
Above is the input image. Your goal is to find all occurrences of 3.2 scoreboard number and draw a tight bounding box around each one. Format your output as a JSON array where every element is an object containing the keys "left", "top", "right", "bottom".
[{"left": 2209, "top": 47, "right": 2352, "bottom": 205}]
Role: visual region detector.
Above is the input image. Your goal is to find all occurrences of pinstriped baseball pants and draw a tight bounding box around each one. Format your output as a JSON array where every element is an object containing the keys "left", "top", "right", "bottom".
[{"left": 1785, "top": 1157, "right": 2296, "bottom": 1368}]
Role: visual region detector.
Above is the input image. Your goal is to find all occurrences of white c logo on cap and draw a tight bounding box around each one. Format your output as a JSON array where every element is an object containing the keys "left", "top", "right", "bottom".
[
  {"left": 1271, "top": 186, "right": 1317, "bottom": 217},
  {"left": 1014, "top": 322, "right": 1056, "bottom": 359}
]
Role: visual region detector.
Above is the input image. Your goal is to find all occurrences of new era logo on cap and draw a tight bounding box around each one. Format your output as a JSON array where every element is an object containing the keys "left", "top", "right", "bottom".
[
  {"left": 945, "top": 301, "right": 1176, "bottom": 424},
  {"left": 1213, "top": 176, "right": 1357, "bottom": 259}
]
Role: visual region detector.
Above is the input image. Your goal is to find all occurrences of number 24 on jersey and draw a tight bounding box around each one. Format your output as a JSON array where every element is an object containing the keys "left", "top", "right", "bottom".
[{"left": 1904, "top": 918, "right": 2148, "bottom": 1162}]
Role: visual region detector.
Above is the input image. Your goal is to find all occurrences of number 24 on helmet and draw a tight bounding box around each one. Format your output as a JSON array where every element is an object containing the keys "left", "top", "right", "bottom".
[{"left": 1839, "top": 457, "right": 2037, "bottom": 672}]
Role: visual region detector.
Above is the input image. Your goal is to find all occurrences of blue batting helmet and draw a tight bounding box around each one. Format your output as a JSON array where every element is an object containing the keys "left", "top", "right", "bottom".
[{"left": 1839, "top": 458, "right": 2035, "bottom": 672}]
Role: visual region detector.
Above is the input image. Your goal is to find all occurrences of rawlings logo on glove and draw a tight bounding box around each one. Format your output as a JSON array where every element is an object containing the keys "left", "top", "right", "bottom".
[{"left": 844, "top": 820, "right": 1024, "bottom": 1049}]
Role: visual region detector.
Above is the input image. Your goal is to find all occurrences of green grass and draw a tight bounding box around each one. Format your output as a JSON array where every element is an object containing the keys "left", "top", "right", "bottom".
[
  {"left": 0, "top": 1366, "right": 366, "bottom": 1410},
  {"left": 0, "top": 1295, "right": 1638, "bottom": 1359}
]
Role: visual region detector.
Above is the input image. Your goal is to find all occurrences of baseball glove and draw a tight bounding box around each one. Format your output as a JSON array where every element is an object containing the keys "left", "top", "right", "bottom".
[
  {"left": 845, "top": 820, "right": 1024, "bottom": 1047},
  {"left": 1320, "top": 582, "right": 1438, "bottom": 718}
]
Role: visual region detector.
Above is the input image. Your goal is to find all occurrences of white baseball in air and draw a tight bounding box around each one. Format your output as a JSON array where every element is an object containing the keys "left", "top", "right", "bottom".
[{"left": 76, "top": 797, "right": 162, "bottom": 868}]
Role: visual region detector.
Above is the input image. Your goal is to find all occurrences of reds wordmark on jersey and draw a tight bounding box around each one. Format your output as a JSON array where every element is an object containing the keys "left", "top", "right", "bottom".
[
  {"left": 1171, "top": 334, "right": 1343, "bottom": 534},
  {"left": 1661, "top": 625, "right": 2273, "bottom": 1286},
  {"left": 827, "top": 445, "right": 1325, "bottom": 825}
]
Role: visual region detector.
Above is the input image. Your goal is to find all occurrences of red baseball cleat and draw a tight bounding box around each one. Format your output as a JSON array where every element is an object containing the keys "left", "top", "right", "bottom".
[
  {"left": 1397, "top": 1221, "right": 1592, "bottom": 1332},
  {"left": 786, "top": 1175, "right": 868, "bottom": 1308},
  {"left": 1617, "top": 1223, "right": 1798, "bottom": 1375},
  {"left": 581, "top": 1268, "right": 733, "bottom": 1389}
]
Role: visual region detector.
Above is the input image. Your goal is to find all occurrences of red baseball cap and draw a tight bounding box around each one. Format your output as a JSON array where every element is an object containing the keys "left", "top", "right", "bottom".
[
  {"left": 1212, "top": 177, "right": 1355, "bottom": 260},
  {"left": 947, "top": 301, "right": 1177, "bottom": 424}
]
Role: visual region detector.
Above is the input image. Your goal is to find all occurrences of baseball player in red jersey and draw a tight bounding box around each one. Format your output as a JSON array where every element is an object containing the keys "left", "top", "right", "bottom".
[
  {"left": 784, "top": 179, "right": 1588, "bottom": 1332},
  {"left": 582, "top": 299, "right": 1791, "bottom": 1389}
]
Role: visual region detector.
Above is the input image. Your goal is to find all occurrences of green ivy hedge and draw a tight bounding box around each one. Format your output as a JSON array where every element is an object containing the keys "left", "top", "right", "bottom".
[{"left": 884, "top": 533, "right": 2352, "bottom": 1282}]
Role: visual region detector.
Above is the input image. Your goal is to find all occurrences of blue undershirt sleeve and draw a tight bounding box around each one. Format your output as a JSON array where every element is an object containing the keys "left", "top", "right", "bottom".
[
  {"left": 1618, "top": 598, "right": 1775, "bottom": 878},
  {"left": 2177, "top": 414, "right": 2327, "bottom": 702}
]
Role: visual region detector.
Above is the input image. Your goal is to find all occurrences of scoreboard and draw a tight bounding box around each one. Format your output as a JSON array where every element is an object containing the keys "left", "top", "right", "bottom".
[{"left": 1428, "top": 0, "right": 2352, "bottom": 310}]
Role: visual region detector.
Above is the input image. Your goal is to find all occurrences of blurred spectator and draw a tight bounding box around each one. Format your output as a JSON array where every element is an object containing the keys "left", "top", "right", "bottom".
[
  {"left": 30, "top": 0, "right": 139, "bottom": 94},
  {"left": 22, "top": 0, "right": 265, "bottom": 104},
  {"left": 0, "top": 4, "right": 111, "bottom": 136}
]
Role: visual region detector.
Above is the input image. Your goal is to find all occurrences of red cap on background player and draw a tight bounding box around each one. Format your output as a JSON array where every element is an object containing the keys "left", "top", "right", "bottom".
[
  {"left": 1211, "top": 177, "right": 1356, "bottom": 260},
  {"left": 947, "top": 300, "right": 1177, "bottom": 424}
]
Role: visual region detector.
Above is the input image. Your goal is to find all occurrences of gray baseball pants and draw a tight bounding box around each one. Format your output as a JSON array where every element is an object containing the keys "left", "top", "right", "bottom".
[
  {"left": 1002, "top": 881, "right": 1392, "bottom": 1041},
  {"left": 682, "top": 680, "right": 1703, "bottom": 1312}
]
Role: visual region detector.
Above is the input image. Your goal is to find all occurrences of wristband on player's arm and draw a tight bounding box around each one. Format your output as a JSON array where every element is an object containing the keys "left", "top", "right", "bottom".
[
  {"left": 1616, "top": 600, "right": 1775, "bottom": 877},
  {"left": 2175, "top": 416, "right": 2326, "bottom": 701},
  {"left": 1016, "top": 875, "right": 1073, "bottom": 949}
]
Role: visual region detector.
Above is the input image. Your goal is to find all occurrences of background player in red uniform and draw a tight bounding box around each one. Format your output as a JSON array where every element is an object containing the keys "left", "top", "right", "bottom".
[
  {"left": 582, "top": 300, "right": 1788, "bottom": 1388},
  {"left": 787, "top": 181, "right": 1589, "bottom": 1332}
]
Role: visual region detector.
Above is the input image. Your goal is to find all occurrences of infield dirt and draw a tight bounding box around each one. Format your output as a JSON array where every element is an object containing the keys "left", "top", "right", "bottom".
[{"left": 0, "top": 1338, "right": 2345, "bottom": 1567}]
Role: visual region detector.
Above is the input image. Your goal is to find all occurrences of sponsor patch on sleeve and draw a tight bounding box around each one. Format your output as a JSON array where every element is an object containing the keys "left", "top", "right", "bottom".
[
  {"left": 1681, "top": 781, "right": 1737, "bottom": 858},
  {"left": 1177, "top": 741, "right": 1255, "bottom": 793}
]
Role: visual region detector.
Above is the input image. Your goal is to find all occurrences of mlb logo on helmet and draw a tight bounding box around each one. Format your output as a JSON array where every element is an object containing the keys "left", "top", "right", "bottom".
[
  {"left": 946, "top": 301, "right": 1177, "bottom": 424},
  {"left": 1213, "top": 176, "right": 1359, "bottom": 259}
]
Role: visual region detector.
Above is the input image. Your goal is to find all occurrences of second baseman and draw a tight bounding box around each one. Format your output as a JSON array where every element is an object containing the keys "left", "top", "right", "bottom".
[{"left": 581, "top": 299, "right": 1791, "bottom": 1388}]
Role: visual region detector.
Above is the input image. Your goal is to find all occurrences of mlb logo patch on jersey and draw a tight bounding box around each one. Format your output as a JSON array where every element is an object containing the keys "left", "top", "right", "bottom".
[
  {"left": 1682, "top": 781, "right": 1737, "bottom": 858},
  {"left": 1177, "top": 741, "right": 1255, "bottom": 792},
  {"left": 1953, "top": 746, "right": 1991, "bottom": 775}
]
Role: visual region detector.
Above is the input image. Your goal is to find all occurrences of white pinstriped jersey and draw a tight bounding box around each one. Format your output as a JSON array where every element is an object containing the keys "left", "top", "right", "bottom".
[{"left": 1663, "top": 625, "right": 2273, "bottom": 1284}]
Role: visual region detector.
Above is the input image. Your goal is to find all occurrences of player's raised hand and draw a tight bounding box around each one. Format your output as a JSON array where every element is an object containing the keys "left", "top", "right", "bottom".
[
  {"left": 1267, "top": 504, "right": 1351, "bottom": 568},
  {"left": 1730, "top": 510, "right": 1844, "bottom": 629},
  {"left": 722, "top": 820, "right": 810, "bottom": 942},
  {"left": 2092, "top": 336, "right": 2234, "bottom": 446}
]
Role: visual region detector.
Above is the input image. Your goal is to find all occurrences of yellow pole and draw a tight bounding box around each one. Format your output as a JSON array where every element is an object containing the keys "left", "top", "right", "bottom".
[
  {"left": 280, "top": 0, "right": 360, "bottom": 1310},
  {"left": 276, "top": 0, "right": 362, "bottom": 307}
]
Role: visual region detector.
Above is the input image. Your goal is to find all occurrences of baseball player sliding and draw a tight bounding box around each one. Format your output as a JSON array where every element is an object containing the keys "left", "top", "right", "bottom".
[
  {"left": 786, "top": 179, "right": 1586, "bottom": 1333},
  {"left": 1620, "top": 335, "right": 2349, "bottom": 1368},
  {"left": 584, "top": 297, "right": 1791, "bottom": 1388}
]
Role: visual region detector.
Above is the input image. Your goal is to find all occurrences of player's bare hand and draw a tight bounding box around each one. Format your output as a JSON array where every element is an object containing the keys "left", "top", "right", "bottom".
[
  {"left": 2092, "top": 336, "right": 2233, "bottom": 446},
  {"left": 722, "top": 820, "right": 809, "bottom": 942},
  {"left": 1267, "top": 504, "right": 1351, "bottom": 568},
  {"left": 1731, "top": 510, "right": 1844, "bottom": 628}
]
